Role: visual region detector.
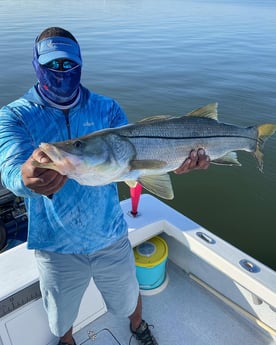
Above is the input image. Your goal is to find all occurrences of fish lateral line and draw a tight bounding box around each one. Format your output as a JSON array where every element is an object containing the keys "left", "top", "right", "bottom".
[{"left": 119, "top": 134, "right": 258, "bottom": 140}]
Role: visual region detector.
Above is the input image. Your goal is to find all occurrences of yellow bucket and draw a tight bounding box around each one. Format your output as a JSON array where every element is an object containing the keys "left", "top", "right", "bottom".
[{"left": 133, "top": 236, "right": 168, "bottom": 290}]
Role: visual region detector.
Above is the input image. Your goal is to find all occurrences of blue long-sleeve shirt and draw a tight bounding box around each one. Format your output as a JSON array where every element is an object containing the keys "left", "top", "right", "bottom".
[{"left": 0, "top": 85, "right": 129, "bottom": 253}]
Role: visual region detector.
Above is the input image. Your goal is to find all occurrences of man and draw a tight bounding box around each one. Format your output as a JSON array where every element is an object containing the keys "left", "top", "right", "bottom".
[{"left": 0, "top": 27, "right": 210, "bottom": 345}]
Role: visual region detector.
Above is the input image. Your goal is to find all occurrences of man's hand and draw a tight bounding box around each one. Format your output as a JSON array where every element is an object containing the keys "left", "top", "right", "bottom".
[
  {"left": 174, "top": 149, "right": 210, "bottom": 174},
  {"left": 21, "top": 148, "right": 67, "bottom": 196}
]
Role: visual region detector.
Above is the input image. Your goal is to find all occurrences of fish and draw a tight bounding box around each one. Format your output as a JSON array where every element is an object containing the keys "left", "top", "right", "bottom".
[{"left": 33, "top": 103, "right": 276, "bottom": 199}]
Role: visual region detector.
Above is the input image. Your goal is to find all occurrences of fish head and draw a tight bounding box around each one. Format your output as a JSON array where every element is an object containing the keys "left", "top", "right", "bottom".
[{"left": 38, "top": 135, "right": 108, "bottom": 176}]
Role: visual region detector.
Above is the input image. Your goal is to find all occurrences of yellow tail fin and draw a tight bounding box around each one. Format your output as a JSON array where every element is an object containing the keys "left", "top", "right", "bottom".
[{"left": 256, "top": 124, "right": 276, "bottom": 172}]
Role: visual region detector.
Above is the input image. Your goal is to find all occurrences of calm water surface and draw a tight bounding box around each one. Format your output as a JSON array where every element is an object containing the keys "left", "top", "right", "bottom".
[{"left": 0, "top": 0, "right": 275, "bottom": 269}]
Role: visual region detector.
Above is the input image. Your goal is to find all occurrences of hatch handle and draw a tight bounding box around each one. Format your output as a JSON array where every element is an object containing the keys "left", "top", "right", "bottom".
[{"left": 196, "top": 231, "right": 216, "bottom": 244}]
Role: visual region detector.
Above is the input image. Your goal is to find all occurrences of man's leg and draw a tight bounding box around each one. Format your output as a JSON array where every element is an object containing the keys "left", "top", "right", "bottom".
[
  {"left": 59, "top": 327, "right": 74, "bottom": 345},
  {"left": 129, "top": 294, "right": 158, "bottom": 345},
  {"left": 35, "top": 250, "right": 91, "bottom": 343},
  {"left": 91, "top": 236, "right": 158, "bottom": 344},
  {"left": 129, "top": 294, "right": 142, "bottom": 331}
]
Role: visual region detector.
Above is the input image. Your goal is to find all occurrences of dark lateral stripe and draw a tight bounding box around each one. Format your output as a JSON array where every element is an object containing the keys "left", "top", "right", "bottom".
[{"left": 120, "top": 134, "right": 255, "bottom": 141}]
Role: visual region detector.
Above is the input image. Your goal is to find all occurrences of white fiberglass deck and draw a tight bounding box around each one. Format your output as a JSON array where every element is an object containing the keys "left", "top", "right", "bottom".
[{"left": 73, "top": 260, "right": 275, "bottom": 345}]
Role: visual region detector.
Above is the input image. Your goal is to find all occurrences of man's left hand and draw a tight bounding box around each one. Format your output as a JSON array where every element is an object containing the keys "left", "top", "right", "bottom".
[{"left": 174, "top": 149, "right": 210, "bottom": 174}]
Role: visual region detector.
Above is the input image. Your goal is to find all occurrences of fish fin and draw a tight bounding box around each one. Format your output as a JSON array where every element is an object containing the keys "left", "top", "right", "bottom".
[
  {"left": 130, "top": 159, "right": 167, "bottom": 170},
  {"left": 255, "top": 124, "right": 276, "bottom": 172},
  {"left": 137, "top": 115, "right": 174, "bottom": 123},
  {"left": 212, "top": 152, "right": 241, "bottom": 166},
  {"left": 138, "top": 174, "right": 174, "bottom": 200},
  {"left": 185, "top": 103, "right": 218, "bottom": 120},
  {"left": 125, "top": 180, "right": 138, "bottom": 188}
]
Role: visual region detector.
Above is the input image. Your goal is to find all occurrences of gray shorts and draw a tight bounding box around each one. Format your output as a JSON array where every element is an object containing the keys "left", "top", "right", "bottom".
[{"left": 35, "top": 235, "right": 139, "bottom": 337}]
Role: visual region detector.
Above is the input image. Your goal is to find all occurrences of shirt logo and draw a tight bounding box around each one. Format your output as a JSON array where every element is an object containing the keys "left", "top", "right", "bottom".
[{"left": 83, "top": 121, "right": 94, "bottom": 127}]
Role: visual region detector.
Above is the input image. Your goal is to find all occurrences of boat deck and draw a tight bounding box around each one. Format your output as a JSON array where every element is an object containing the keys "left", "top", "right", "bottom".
[
  {"left": 1, "top": 194, "right": 275, "bottom": 345},
  {"left": 73, "top": 261, "right": 275, "bottom": 345}
]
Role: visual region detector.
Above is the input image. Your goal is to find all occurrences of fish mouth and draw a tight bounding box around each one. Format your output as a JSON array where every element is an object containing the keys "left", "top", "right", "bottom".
[
  {"left": 39, "top": 142, "right": 82, "bottom": 174},
  {"left": 39, "top": 143, "right": 66, "bottom": 162}
]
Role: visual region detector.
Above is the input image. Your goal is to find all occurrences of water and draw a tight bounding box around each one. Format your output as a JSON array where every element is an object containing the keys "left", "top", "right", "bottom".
[{"left": 0, "top": 0, "right": 275, "bottom": 270}]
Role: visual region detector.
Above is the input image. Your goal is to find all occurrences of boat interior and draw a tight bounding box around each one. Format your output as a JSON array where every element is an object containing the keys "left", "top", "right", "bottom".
[{"left": 0, "top": 194, "right": 275, "bottom": 345}]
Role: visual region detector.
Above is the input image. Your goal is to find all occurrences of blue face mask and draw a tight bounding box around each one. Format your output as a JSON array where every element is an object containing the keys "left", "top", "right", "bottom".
[
  {"left": 32, "top": 36, "right": 82, "bottom": 108},
  {"left": 34, "top": 62, "right": 82, "bottom": 106}
]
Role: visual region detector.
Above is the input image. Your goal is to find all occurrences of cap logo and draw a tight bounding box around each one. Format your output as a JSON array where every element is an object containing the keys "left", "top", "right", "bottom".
[{"left": 46, "top": 40, "right": 73, "bottom": 48}]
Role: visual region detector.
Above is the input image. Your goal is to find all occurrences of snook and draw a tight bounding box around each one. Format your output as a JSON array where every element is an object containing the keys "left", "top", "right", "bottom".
[{"left": 34, "top": 103, "right": 276, "bottom": 199}]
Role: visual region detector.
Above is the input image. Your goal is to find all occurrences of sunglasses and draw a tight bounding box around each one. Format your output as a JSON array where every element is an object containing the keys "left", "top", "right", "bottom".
[{"left": 45, "top": 59, "right": 78, "bottom": 71}]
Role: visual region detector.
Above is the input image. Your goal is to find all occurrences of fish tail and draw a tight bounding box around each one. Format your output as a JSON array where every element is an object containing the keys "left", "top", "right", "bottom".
[{"left": 255, "top": 124, "right": 276, "bottom": 172}]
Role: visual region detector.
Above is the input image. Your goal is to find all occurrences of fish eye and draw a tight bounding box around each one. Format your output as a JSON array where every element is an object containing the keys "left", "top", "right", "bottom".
[{"left": 73, "top": 140, "right": 83, "bottom": 149}]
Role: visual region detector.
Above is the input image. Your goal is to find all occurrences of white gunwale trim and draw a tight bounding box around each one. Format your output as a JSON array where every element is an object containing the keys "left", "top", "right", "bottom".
[{"left": 123, "top": 194, "right": 276, "bottom": 308}]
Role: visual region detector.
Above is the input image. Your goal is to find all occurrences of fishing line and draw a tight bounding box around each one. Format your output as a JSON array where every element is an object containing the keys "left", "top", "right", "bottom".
[{"left": 79, "top": 328, "right": 122, "bottom": 344}]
